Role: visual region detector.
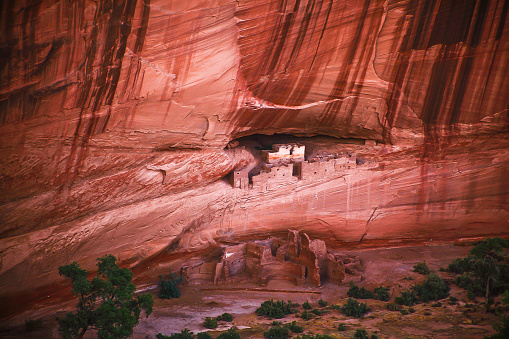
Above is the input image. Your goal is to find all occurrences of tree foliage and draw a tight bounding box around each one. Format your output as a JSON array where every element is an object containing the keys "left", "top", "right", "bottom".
[
  {"left": 256, "top": 300, "right": 297, "bottom": 319},
  {"left": 449, "top": 237, "right": 509, "bottom": 312},
  {"left": 58, "top": 255, "right": 154, "bottom": 339},
  {"left": 413, "top": 261, "right": 431, "bottom": 275},
  {"left": 341, "top": 298, "right": 370, "bottom": 318},
  {"left": 158, "top": 270, "right": 183, "bottom": 299}
]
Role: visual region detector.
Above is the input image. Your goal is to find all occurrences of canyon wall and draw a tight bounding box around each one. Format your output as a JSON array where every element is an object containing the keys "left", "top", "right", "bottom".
[{"left": 0, "top": 0, "right": 508, "bottom": 317}]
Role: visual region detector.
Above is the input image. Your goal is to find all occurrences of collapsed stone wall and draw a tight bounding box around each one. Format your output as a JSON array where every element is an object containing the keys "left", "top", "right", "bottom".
[{"left": 208, "top": 230, "right": 360, "bottom": 287}]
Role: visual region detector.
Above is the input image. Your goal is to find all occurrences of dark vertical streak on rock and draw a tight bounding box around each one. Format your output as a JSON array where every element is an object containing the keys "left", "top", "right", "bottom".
[
  {"left": 285, "top": 0, "right": 314, "bottom": 72},
  {"left": 309, "top": 0, "right": 332, "bottom": 69},
  {"left": 421, "top": 50, "right": 453, "bottom": 125},
  {"left": 427, "top": 0, "right": 476, "bottom": 48},
  {"left": 410, "top": 0, "right": 434, "bottom": 50},
  {"left": 134, "top": 0, "right": 151, "bottom": 54},
  {"left": 320, "top": 0, "right": 370, "bottom": 127},
  {"left": 495, "top": 0, "right": 509, "bottom": 40},
  {"left": 471, "top": 0, "right": 489, "bottom": 46},
  {"left": 449, "top": 56, "right": 473, "bottom": 125},
  {"left": 266, "top": 0, "right": 300, "bottom": 77}
]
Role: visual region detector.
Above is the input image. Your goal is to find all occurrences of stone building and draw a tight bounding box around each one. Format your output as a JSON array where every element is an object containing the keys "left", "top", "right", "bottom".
[
  {"left": 252, "top": 163, "right": 297, "bottom": 191},
  {"left": 231, "top": 168, "right": 249, "bottom": 189},
  {"left": 211, "top": 230, "right": 356, "bottom": 287},
  {"left": 262, "top": 144, "right": 305, "bottom": 163}
]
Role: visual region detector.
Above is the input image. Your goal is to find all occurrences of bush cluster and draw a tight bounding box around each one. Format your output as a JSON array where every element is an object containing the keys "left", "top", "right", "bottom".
[
  {"left": 337, "top": 323, "right": 346, "bottom": 331},
  {"left": 302, "top": 301, "right": 312, "bottom": 310},
  {"left": 263, "top": 321, "right": 304, "bottom": 339},
  {"left": 294, "top": 334, "right": 335, "bottom": 339},
  {"left": 156, "top": 329, "right": 194, "bottom": 339},
  {"left": 217, "top": 327, "right": 241, "bottom": 339},
  {"left": 263, "top": 322, "right": 289, "bottom": 339},
  {"left": 159, "top": 270, "right": 183, "bottom": 299},
  {"left": 197, "top": 333, "right": 213, "bottom": 339},
  {"left": 300, "top": 310, "right": 312, "bottom": 320},
  {"left": 352, "top": 328, "right": 377, "bottom": 339},
  {"left": 318, "top": 299, "right": 328, "bottom": 307},
  {"left": 413, "top": 261, "right": 431, "bottom": 275},
  {"left": 218, "top": 313, "right": 233, "bottom": 322},
  {"left": 203, "top": 317, "right": 218, "bottom": 329},
  {"left": 341, "top": 298, "right": 370, "bottom": 318},
  {"left": 347, "top": 283, "right": 374, "bottom": 299},
  {"left": 385, "top": 303, "right": 401, "bottom": 311},
  {"left": 395, "top": 273, "right": 449, "bottom": 306},
  {"left": 413, "top": 273, "right": 450, "bottom": 302},
  {"left": 373, "top": 286, "right": 390, "bottom": 301},
  {"left": 347, "top": 283, "right": 390, "bottom": 301},
  {"left": 256, "top": 300, "right": 297, "bottom": 319}
]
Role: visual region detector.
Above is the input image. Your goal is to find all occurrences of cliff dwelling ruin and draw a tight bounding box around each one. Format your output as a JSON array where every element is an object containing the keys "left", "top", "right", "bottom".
[
  {"left": 231, "top": 143, "right": 361, "bottom": 190},
  {"left": 179, "top": 230, "right": 362, "bottom": 288}
]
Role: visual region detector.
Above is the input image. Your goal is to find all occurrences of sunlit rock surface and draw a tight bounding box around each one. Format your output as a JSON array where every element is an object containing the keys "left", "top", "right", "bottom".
[{"left": 0, "top": 0, "right": 508, "bottom": 319}]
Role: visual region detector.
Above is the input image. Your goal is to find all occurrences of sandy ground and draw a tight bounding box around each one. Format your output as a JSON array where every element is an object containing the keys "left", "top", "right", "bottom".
[{"left": 1, "top": 243, "right": 503, "bottom": 338}]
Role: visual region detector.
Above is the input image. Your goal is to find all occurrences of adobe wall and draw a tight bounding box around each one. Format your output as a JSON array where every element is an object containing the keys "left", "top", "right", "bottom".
[
  {"left": 324, "top": 253, "right": 346, "bottom": 283},
  {"left": 209, "top": 230, "right": 353, "bottom": 287},
  {"left": 232, "top": 168, "right": 249, "bottom": 189}
]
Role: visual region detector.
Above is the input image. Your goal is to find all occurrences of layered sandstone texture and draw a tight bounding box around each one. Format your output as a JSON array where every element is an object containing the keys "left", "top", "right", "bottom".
[{"left": 0, "top": 0, "right": 508, "bottom": 316}]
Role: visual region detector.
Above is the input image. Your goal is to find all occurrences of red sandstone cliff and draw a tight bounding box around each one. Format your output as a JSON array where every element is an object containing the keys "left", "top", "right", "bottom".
[{"left": 0, "top": 0, "right": 508, "bottom": 318}]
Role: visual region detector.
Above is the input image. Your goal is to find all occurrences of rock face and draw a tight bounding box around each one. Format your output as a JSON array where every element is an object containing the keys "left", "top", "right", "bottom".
[{"left": 0, "top": 0, "right": 508, "bottom": 319}]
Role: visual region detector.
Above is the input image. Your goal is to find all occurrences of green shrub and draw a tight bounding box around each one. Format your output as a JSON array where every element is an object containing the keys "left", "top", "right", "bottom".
[
  {"left": 413, "top": 273, "right": 449, "bottom": 302},
  {"left": 264, "top": 322, "right": 289, "bottom": 339},
  {"left": 395, "top": 289, "right": 417, "bottom": 306},
  {"left": 353, "top": 328, "right": 369, "bottom": 339},
  {"left": 300, "top": 310, "right": 312, "bottom": 320},
  {"left": 204, "top": 317, "right": 218, "bottom": 329},
  {"left": 219, "top": 313, "right": 233, "bottom": 322},
  {"left": 502, "top": 290, "right": 509, "bottom": 306},
  {"left": 348, "top": 283, "right": 375, "bottom": 299},
  {"left": 399, "top": 309, "right": 409, "bottom": 315},
  {"left": 58, "top": 255, "right": 154, "bottom": 339},
  {"left": 25, "top": 318, "right": 43, "bottom": 332},
  {"left": 341, "top": 298, "right": 370, "bottom": 318},
  {"left": 448, "top": 257, "right": 476, "bottom": 274},
  {"left": 156, "top": 329, "right": 194, "bottom": 339},
  {"left": 455, "top": 274, "right": 484, "bottom": 296},
  {"left": 197, "top": 333, "right": 213, "bottom": 339},
  {"left": 337, "top": 323, "right": 346, "bottom": 331},
  {"left": 327, "top": 304, "right": 342, "bottom": 310},
  {"left": 484, "top": 315, "right": 509, "bottom": 339},
  {"left": 374, "top": 286, "right": 390, "bottom": 301},
  {"left": 386, "top": 303, "right": 401, "bottom": 311},
  {"left": 413, "top": 261, "right": 431, "bottom": 275},
  {"left": 295, "top": 335, "right": 335, "bottom": 339},
  {"left": 371, "top": 335, "right": 378, "bottom": 339},
  {"left": 159, "top": 270, "right": 183, "bottom": 299},
  {"left": 302, "top": 301, "right": 312, "bottom": 310},
  {"left": 287, "top": 321, "right": 304, "bottom": 333},
  {"left": 218, "top": 327, "right": 241, "bottom": 339},
  {"left": 409, "top": 307, "right": 416, "bottom": 313},
  {"left": 467, "top": 288, "right": 476, "bottom": 300},
  {"left": 311, "top": 309, "right": 322, "bottom": 316},
  {"left": 318, "top": 299, "right": 328, "bottom": 307},
  {"left": 256, "top": 300, "right": 296, "bottom": 319},
  {"left": 449, "top": 296, "right": 458, "bottom": 303}
]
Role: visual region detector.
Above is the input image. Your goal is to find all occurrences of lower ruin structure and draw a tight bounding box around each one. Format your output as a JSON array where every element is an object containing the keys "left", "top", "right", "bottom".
[{"left": 179, "top": 230, "right": 362, "bottom": 287}]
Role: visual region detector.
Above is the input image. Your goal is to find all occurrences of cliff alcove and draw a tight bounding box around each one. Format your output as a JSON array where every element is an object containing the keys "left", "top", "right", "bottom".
[{"left": 0, "top": 0, "right": 508, "bottom": 334}]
